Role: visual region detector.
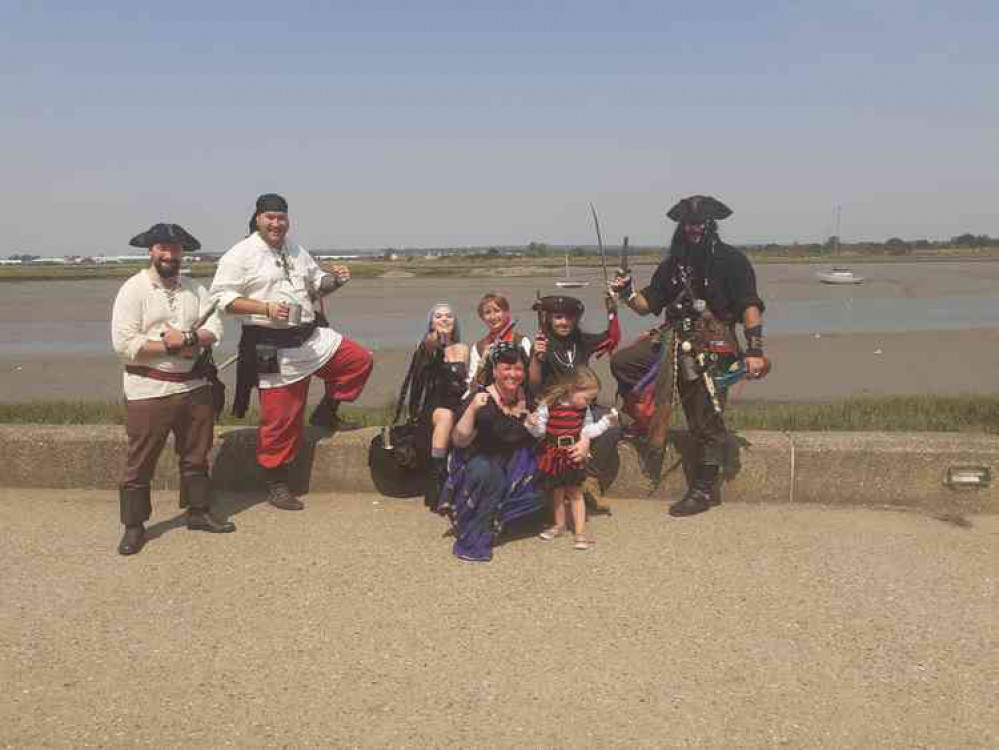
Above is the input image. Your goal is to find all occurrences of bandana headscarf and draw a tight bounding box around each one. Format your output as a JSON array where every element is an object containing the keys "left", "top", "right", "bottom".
[
  {"left": 248, "top": 193, "right": 289, "bottom": 235},
  {"left": 481, "top": 340, "right": 528, "bottom": 386}
]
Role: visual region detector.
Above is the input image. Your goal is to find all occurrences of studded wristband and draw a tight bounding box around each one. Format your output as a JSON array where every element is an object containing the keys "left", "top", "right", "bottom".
[{"left": 744, "top": 325, "right": 764, "bottom": 357}]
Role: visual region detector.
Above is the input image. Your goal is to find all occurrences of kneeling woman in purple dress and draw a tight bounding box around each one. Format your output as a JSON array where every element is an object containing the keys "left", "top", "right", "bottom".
[{"left": 442, "top": 341, "right": 543, "bottom": 562}]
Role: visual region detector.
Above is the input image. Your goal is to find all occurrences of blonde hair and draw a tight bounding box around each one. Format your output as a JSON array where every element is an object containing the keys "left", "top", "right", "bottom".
[{"left": 538, "top": 365, "right": 601, "bottom": 407}]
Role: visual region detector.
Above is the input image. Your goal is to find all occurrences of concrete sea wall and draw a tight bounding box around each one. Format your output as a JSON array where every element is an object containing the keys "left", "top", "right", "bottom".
[{"left": 0, "top": 425, "right": 995, "bottom": 514}]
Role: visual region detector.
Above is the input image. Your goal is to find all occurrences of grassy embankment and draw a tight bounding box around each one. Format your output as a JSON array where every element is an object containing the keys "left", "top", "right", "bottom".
[
  {"left": 2, "top": 395, "right": 997, "bottom": 433},
  {"left": 3, "top": 247, "right": 999, "bottom": 282}
]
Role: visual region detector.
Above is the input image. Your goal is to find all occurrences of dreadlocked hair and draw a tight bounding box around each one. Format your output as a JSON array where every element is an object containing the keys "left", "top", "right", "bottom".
[{"left": 538, "top": 365, "right": 601, "bottom": 408}]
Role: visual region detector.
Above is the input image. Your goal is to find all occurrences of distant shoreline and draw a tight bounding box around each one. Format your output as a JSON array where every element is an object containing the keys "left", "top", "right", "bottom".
[{"left": 2, "top": 251, "right": 999, "bottom": 283}]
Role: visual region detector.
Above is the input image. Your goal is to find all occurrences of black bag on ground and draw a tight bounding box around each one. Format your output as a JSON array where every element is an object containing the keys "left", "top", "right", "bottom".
[
  {"left": 368, "top": 346, "right": 429, "bottom": 497},
  {"left": 368, "top": 422, "right": 428, "bottom": 497}
]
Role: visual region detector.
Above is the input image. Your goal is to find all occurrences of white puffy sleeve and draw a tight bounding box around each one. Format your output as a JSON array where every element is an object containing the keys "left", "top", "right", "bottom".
[{"left": 110, "top": 278, "right": 146, "bottom": 362}]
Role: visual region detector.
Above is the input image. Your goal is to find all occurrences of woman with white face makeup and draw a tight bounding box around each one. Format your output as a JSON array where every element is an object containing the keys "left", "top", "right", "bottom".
[{"left": 407, "top": 303, "right": 470, "bottom": 511}]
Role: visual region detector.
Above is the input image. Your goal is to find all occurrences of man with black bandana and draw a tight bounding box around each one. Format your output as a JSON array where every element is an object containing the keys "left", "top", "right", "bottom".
[
  {"left": 609, "top": 195, "right": 768, "bottom": 517},
  {"left": 111, "top": 223, "right": 234, "bottom": 555},
  {"left": 211, "top": 194, "right": 373, "bottom": 511}
]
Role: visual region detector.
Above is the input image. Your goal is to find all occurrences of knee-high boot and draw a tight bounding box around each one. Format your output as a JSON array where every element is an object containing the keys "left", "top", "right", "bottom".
[
  {"left": 181, "top": 474, "right": 236, "bottom": 533},
  {"left": 424, "top": 455, "right": 448, "bottom": 512},
  {"left": 118, "top": 487, "right": 151, "bottom": 555},
  {"left": 668, "top": 464, "right": 719, "bottom": 518}
]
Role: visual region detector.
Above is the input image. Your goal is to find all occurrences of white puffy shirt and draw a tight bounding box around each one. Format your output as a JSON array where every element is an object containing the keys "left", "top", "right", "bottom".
[
  {"left": 111, "top": 269, "right": 224, "bottom": 401},
  {"left": 210, "top": 233, "right": 342, "bottom": 389}
]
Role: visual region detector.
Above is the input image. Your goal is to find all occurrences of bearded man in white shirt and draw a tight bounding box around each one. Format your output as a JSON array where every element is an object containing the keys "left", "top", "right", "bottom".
[
  {"left": 211, "top": 194, "right": 373, "bottom": 511},
  {"left": 111, "top": 223, "right": 236, "bottom": 556}
]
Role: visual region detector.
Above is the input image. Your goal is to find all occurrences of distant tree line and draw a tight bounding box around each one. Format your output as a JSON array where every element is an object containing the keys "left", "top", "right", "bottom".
[{"left": 752, "top": 233, "right": 999, "bottom": 257}]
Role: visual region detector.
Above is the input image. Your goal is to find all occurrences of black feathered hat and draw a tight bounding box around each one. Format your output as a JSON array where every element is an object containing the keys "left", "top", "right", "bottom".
[
  {"left": 533, "top": 295, "right": 584, "bottom": 317},
  {"left": 129, "top": 223, "right": 201, "bottom": 251},
  {"left": 666, "top": 195, "right": 732, "bottom": 224},
  {"left": 248, "top": 193, "right": 289, "bottom": 234}
]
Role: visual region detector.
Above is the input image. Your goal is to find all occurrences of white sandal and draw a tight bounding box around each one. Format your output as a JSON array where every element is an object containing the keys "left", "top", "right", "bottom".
[{"left": 539, "top": 526, "right": 565, "bottom": 541}]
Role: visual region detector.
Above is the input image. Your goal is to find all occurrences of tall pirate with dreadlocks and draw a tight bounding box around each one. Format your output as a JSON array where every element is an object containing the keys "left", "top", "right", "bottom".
[{"left": 609, "top": 196, "right": 769, "bottom": 517}]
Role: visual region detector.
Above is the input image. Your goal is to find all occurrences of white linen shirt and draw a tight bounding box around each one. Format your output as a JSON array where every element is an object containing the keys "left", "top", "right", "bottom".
[
  {"left": 111, "top": 269, "right": 224, "bottom": 401},
  {"left": 210, "top": 232, "right": 342, "bottom": 389}
]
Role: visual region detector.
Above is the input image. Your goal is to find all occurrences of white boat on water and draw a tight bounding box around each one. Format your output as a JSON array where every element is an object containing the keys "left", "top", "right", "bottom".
[
  {"left": 816, "top": 268, "right": 864, "bottom": 285},
  {"left": 555, "top": 253, "right": 589, "bottom": 289}
]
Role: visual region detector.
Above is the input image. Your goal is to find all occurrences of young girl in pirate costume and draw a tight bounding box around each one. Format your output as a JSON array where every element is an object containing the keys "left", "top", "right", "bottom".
[
  {"left": 526, "top": 366, "right": 618, "bottom": 551},
  {"left": 528, "top": 294, "right": 621, "bottom": 510},
  {"left": 466, "top": 292, "right": 531, "bottom": 390}
]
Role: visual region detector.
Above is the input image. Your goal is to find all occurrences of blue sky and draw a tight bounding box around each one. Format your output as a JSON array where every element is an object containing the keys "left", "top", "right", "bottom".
[{"left": 3, "top": 0, "right": 997, "bottom": 255}]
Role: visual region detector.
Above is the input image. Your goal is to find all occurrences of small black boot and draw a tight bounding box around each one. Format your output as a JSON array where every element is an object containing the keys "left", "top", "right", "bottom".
[
  {"left": 118, "top": 487, "right": 151, "bottom": 555},
  {"left": 424, "top": 455, "right": 448, "bottom": 512},
  {"left": 264, "top": 466, "right": 304, "bottom": 511},
  {"left": 668, "top": 465, "right": 720, "bottom": 518},
  {"left": 182, "top": 474, "right": 236, "bottom": 533}
]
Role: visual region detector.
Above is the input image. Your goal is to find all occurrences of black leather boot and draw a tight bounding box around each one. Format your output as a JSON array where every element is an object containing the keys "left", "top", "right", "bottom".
[
  {"left": 424, "top": 455, "right": 447, "bottom": 512},
  {"left": 265, "top": 466, "right": 304, "bottom": 511},
  {"left": 182, "top": 474, "right": 236, "bottom": 533},
  {"left": 118, "top": 525, "right": 146, "bottom": 555},
  {"left": 309, "top": 397, "right": 362, "bottom": 432},
  {"left": 118, "top": 487, "right": 151, "bottom": 555},
  {"left": 309, "top": 396, "right": 336, "bottom": 428},
  {"left": 668, "top": 465, "right": 719, "bottom": 518}
]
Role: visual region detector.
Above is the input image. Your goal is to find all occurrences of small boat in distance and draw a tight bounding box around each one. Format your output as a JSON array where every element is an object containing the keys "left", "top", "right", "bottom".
[
  {"left": 816, "top": 268, "right": 864, "bottom": 285},
  {"left": 555, "top": 253, "right": 589, "bottom": 289}
]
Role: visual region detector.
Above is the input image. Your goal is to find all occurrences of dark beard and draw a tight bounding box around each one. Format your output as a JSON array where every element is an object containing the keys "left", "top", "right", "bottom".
[{"left": 155, "top": 259, "right": 180, "bottom": 279}]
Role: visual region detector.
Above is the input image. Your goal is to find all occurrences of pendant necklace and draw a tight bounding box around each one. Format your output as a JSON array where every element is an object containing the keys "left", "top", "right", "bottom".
[{"left": 552, "top": 342, "right": 577, "bottom": 372}]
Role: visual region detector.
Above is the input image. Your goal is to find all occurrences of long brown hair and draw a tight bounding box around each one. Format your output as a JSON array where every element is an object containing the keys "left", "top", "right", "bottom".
[{"left": 538, "top": 365, "right": 600, "bottom": 407}]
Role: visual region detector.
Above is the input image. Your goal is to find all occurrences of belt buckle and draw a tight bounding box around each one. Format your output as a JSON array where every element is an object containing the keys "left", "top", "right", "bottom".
[{"left": 556, "top": 435, "right": 575, "bottom": 448}]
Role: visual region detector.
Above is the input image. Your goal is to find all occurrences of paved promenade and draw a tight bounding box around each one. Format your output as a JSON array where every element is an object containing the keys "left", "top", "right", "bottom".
[{"left": 2, "top": 489, "right": 996, "bottom": 749}]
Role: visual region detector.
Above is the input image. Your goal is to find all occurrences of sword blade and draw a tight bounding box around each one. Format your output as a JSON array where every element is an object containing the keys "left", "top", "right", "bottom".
[
  {"left": 216, "top": 353, "right": 240, "bottom": 373},
  {"left": 589, "top": 202, "right": 609, "bottom": 286}
]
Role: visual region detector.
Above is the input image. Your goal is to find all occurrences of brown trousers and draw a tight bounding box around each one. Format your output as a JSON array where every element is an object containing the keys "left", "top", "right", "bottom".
[
  {"left": 121, "top": 386, "right": 214, "bottom": 491},
  {"left": 610, "top": 338, "right": 729, "bottom": 466}
]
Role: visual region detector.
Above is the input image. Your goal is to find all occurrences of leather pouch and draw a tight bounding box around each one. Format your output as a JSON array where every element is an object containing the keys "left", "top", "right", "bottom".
[{"left": 255, "top": 344, "right": 280, "bottom": 374}]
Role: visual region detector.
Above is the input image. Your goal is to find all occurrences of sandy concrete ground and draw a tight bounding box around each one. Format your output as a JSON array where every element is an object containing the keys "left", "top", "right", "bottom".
[
  {"left": 4, "top": 328, "right": 999, "bottom": 407},
  {"left": 1, "top": 489, "right": 996, "bottom": 749}
]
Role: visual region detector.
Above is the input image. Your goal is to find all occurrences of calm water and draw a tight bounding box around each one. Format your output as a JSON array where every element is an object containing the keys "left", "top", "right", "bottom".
[{"left": 2, "top": 261, "right": 998, "bottom": 357}]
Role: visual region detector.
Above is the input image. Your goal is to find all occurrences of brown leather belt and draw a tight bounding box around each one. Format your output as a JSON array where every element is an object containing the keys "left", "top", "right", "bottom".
[{"left": 546, "top": 433, "right": 579, "bottom": 448}]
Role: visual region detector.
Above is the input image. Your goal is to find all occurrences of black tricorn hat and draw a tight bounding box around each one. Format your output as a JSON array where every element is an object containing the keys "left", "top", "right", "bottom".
[
  {"left": 533, "top": 295, "right": 585, "bottom": 316},
  {"left": 129, "top": 223, "right": 201, "bottom": 251},
  {"left": 666, "top": 195, "right": 732, "bottom": 224}
]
